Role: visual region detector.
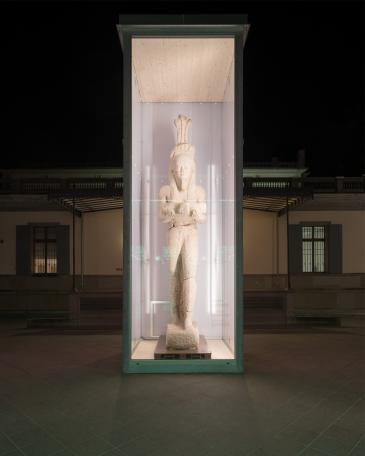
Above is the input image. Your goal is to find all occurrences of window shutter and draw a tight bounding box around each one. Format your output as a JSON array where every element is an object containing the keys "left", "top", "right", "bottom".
[
  {"left": 328, "top": 224, "right": 342, "bottom": 273},
  {"left": 56, "top": 225, "right": 70, "bottom": 274},
  {"left": 16, "top": 225, "right": 31, "bottom": 275},
  {"left": 288, "top": 224, "right": 302, "bottom": 274}
]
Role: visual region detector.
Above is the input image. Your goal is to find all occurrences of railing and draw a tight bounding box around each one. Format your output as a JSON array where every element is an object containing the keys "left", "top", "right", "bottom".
[
  {"left": 0, "top": 177, "right": 124, "bottom": 196},
  {"left": 244, "top": 161, "right": 300, "bottom": 168},
  {"left": 0, "top": 176, "right": 364, "bottom": 196},
  {"left": 244, "top": 178, "right": 293, "bottom": 192},
  {"left": 243, "top": 177, "right": 365, "bottom": 195}
]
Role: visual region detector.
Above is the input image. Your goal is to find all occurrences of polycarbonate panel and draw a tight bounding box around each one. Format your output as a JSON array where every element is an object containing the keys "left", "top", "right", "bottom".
[{"left": 130, "top": 37, "right": 235, "bottom": 360}]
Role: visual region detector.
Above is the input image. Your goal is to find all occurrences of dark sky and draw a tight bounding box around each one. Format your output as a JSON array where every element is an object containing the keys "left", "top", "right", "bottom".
[{"left": 1, "top": 1, "right": 364, "bottom": 176}]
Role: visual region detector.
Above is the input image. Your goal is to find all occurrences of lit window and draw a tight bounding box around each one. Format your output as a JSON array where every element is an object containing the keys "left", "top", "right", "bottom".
[
  {"left": 33, "top": 227, "right": 57, "bottom": 274},
  {"left": 302, "top": 225, "right": 326, "bottom": 272}
]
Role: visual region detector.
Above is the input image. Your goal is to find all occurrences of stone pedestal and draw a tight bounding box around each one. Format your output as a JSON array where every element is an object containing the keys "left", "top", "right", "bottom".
[
  {"left": 154, "top": 335, "right": 211, "bottom": 360},
  {"left": 166, "top": 322, "right": 199, "bottom": 350}
]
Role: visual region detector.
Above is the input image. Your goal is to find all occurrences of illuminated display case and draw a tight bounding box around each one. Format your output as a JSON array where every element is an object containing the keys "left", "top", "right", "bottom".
[{"left": 117, "top": 15, "right": 249, "bottom": 373}]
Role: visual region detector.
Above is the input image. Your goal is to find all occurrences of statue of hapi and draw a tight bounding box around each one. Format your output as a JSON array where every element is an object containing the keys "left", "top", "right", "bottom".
[{"left": 159, "top": 114, "right": 207, "bottom": 349}]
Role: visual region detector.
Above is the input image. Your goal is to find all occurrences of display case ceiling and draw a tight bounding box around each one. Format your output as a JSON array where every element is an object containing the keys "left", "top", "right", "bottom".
[{"left": 132, "top": 38, "right": 234, "bottom": 102}]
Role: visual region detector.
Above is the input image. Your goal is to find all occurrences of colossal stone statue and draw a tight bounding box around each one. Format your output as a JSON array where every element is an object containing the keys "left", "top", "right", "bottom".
[{"left": 159, "top": 115, "right": 207, "bottom": 349}]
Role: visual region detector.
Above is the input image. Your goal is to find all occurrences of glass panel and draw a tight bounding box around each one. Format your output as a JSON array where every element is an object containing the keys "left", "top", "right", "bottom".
[
  {"left": 34, "top": 241, "right": 46, "bottom": 273},
  {"left": 46, "top": 241, "right": 57, "bottom": 273},
  {"left": 314, "top": 241, "right": 325, "bottom": 272},
  {"left": 131, "top": 37, "right": 235, "bottom": 360},
  {"left": 302, "top": 240, "right": 312, "bottom": 272},
  {"left": 302, "top": 226, "right": 312, "bottom": 239},
  {"left": 314, "top": 226, "right": 325, "bottom": 239}
]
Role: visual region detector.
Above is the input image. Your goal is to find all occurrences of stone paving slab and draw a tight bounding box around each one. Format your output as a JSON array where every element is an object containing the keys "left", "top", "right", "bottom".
[{"left": 0, "top": 321, "right": 364, "bottom": 456}]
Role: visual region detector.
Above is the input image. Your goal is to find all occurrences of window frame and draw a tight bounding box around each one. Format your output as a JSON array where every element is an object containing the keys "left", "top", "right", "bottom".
[
  {"left": 31, "top": 224, "right": 59, "bottom": 276},
  {"left": 300, "top": 222, "right": 330, "bottom": 274}
]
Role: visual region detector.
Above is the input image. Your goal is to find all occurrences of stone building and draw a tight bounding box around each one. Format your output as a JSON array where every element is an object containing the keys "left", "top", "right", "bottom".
[{"left": 0, "top": 164, "right": 364, "bottom": 329}]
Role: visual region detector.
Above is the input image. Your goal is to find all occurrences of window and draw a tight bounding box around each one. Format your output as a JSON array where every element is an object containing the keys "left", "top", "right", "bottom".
[
  {"left": 302, "top": 225, "right": 327, "bottom": 272},
  {"left": 33, "top": 226, "right": 57, "bottom": 274}
]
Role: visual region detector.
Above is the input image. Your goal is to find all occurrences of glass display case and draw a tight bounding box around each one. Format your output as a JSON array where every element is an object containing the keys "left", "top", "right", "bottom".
[{"left": 117, "top": 15, "right": 249, "bottom": 373}]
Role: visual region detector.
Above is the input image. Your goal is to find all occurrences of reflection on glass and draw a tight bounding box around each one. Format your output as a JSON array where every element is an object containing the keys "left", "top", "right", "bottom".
[{"left": 130, "top": 37, "right": 236, "bottom": 360}]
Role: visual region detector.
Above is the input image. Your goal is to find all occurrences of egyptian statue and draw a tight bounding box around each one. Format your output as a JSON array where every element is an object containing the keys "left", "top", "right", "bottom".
[{"left": 159, "top": 114, "right": 206, "bottom": 349}]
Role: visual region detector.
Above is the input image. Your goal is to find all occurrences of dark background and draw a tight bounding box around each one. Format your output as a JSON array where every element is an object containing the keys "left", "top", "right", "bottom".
[{"left": 1, "top": 1, "right": 364, "bottom": 176}]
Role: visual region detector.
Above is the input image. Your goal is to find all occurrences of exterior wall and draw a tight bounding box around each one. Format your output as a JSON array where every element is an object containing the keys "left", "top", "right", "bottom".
[
  {"left": 243, "top": 208, "right": 365, "bottom": 291},
  {"left": 278, "top": 214, "right": 288, "bottom": 275},
  {"left": 0, "top": 211, "right": 81, "bottom": 275},
  {"left": 288, "top": 210, "right": 365, "bottom": 273},
  {"left": 0, "top": 207, "right": 363, "bottom": 285},
  {"left": 243, "top": 209, "right": 278, "bottom": 274},
  {"left": 1, "top": 206, "right": 364, "bottom": 325},
  {"left": 0, "top": 275, "right": 123, "bottom": 291},
  {"left": 83, "top": 209, "right": 122, "bottom": 275},
  {"left": 243, "top": 273, "right": 365, "bottom": 291},
  {"left": 0, "top": 209, "right": 123, "bottom": 278}
]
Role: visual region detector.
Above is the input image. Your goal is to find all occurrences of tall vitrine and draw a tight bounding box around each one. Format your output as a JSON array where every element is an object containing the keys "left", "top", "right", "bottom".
[{"left": 117, "top": 15, "right": 249, "bottom": 373}]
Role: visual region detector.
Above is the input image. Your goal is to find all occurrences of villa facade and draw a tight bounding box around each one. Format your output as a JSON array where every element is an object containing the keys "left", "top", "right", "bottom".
[{"left": 0, "top": 167, "right": 364, "bottom": 329}]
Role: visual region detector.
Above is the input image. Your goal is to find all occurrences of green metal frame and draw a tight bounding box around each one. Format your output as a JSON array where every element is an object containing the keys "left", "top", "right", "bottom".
[{"left": 117, "top": 15, "right": 248, "bottom": 374}]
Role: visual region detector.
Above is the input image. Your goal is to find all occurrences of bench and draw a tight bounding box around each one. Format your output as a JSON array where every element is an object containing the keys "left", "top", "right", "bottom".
[
  {"left": 294, "top": 310, "right": 365, "bottom": 327},
  {"left": 0, "top": 309, "right": 26, "bottom": 319},
  {"left": 26, "top": 310, "right": 70, "bottom": 328}
]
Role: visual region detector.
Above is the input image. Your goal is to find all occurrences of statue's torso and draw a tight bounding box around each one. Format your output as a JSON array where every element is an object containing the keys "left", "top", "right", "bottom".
[{"left": 159, "top": 185, "right": 205, "bottom": 229}]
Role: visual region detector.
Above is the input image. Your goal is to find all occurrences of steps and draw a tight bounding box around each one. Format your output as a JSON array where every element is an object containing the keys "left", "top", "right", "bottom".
[{"left": 244, "top": 292, "right": 287, "bottom": 328}]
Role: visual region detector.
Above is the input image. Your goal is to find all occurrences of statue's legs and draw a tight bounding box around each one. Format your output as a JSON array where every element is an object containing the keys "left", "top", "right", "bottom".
[
  {"left": 181, "top": 226, "right": 198, "bottom": 329},
  {"left": 169, "top": 260, "right": 182, "bottom": 324},
  {"left": 168, "top": 227, "right": 184, "bottom": 324}
]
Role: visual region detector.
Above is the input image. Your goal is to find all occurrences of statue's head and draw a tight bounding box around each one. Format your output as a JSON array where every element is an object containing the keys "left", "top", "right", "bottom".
[{"left": 172, "top": 153, "right": 195, "bottom": 191}]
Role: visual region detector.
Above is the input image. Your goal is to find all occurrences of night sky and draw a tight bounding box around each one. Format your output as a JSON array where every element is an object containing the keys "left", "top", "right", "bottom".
[{"left": 1, "top": 1, "right": 364, "bottom": 176}]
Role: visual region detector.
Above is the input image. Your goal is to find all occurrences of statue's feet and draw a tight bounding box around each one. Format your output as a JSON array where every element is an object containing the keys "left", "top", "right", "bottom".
[
  {"left": 166, "top": 321, "right": 199, "bottom": 350},
  {"left": 183, "top": 313, "right": 194, "bottom": 330},
  {"left": 171, "top": 308, "right": 180, "bottom": 326}
]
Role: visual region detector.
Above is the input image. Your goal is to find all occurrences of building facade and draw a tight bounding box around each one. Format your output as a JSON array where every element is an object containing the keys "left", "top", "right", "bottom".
[{"left": 0, "top": 167, "right": 364, "bottom": 329}]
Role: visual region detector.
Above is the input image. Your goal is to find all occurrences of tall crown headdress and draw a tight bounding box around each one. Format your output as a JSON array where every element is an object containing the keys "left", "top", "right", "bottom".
[
  {"left": 175, "top": 114, "right": 191, "bottom": 144},
  {"left": 170, "top": 114, "right": 195, "bottom": 160}
]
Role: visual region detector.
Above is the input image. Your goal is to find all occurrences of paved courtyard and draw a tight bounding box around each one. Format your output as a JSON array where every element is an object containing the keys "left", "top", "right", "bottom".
[{"left": 0, "top": 322, "right": 364, "bottom": 456}]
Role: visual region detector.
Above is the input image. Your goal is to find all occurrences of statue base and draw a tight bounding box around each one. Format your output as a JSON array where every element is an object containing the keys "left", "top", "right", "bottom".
[
  {"left": 154, "top": 334, "right": 211, "bottom": 360},
  {"left": 166, "top": 323, "right": 199, "bottom": 350},
  {"left": 165, "top": 322, "right": 199, "bottom": 350}
]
